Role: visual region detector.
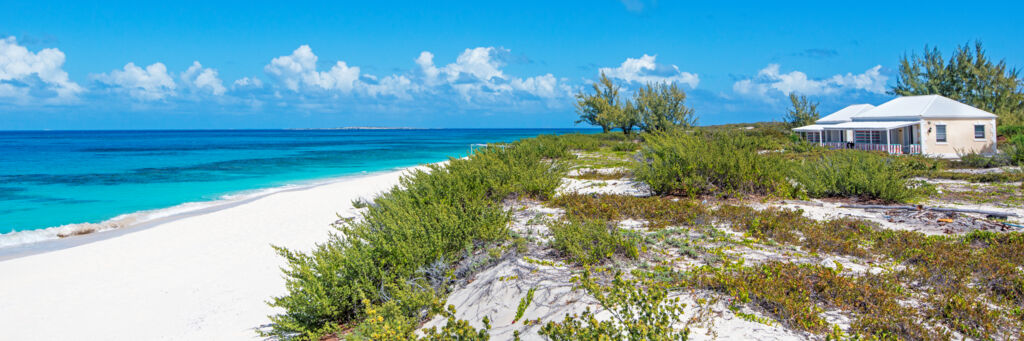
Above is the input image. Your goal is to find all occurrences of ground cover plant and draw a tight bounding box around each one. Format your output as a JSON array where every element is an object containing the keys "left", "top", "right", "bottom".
[
  {"left": 540, "top": 269, "right": 690, "bottom": 340},
  {"left": 685, "top": 205, "right": 1024, "bottom": 339}
]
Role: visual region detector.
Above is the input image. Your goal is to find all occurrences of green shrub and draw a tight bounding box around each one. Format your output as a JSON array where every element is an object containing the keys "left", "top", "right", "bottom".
[
  {"left": 1009, "top": 134, "right": 1024, "bottom": 165},
  {"left": 612, "top": 141, "right": 640, "bottom": 152},
  {"left": 635, "top": 131, "right": 929, "bottom": 202},
  {"left": 958, "top": 151, "right": 1014, "bottom": 168},
  {"left": 263, "top": 139, "right": 566, "bottom": 340},
  {"left": 634, "top": 131, "right": 795, "bottom": 197},
  {"left": 788, "top": 150, "right": 934, "bottom": 202},
  {"left": 355, "top": 298, "right": 491, "bottom": 340},
  {"left": 540, "top": 270, "right": 689, "bottom": 340},
  {"left": 549, "top": 219, "right": 640, "bottom": 265},
  {"left": 550, "top": 133, "right": 629, "bottom": 152},
  {"left": 997, "top": 125, "right": 1024, "bottom": 138}
]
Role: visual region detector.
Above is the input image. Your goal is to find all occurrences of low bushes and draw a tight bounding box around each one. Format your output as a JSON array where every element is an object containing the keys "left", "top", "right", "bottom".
[
  {"left": 1010, "top": 134, "right": 1024, "bottom": 165},
  {"left": 550, "top": 133, "right": 630, "bottom": 152},
  {"left": 263, "top": 138, "right": 567, "bottom": 340},
  {"left": 634, "top": 131, "right": 932, "bottom": 202},
  {"left": 997, "top": 125, "right": 1024, "bottom": 138},
  {"left": 549, "top": 219, "right": 640, "bottom": 265},
  {"left": 634, "top": 131, "right": 795, "bottom": 197},
  {"left": 788, "top": 151, "right": 934, "bottom": 202}
]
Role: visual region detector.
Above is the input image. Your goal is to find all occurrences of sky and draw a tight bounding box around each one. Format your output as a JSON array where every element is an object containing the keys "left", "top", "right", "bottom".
[{"left": 1, "top": 0, "right": 1022, "bottom": 130}]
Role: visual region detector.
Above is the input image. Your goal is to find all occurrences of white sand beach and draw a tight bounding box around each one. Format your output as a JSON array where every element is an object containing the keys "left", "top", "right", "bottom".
[{"left": 0, "top": 167, "right": 420, "bottom": 341}]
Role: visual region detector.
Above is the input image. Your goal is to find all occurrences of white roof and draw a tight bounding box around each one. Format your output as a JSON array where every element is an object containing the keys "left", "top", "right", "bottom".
[
  {"left": 793, "top": 124, "right": 826, "bottom": 132},
  {"left": 816, "top": 104, "right": 875, "bottom": 124},
  {"left": 853, "top": 95, "right": 997, "bottom": 121},
  {"left": 823, "top": 121, "right": 920, "bottom": 130}
]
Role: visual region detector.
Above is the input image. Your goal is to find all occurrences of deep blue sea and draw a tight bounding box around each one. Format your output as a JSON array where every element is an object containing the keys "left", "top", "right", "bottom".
[{"left": 0, "top": 129, "right": 590, "bottom": 237}]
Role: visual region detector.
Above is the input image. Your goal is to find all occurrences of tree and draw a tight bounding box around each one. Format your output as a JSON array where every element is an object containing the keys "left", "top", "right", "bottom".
[
  {"left": 783, "top": 93, "right": 820, "bottom": 128},
  {"left": 575, "top": 72, "right": 622, "bottom": 133},
  {"left": 633, "top": 82, "right": 697, "bottom": 133},
  {"left": 612, "top": 100, "right": 641, "bottom": 136},
  {"left": 891, "top": 41, "right": 1024, "bottom": 125}
]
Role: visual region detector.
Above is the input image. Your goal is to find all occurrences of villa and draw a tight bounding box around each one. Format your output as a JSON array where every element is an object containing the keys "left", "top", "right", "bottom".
[{"left": 794, "top": 95, "right": 998, "bottom": 158}]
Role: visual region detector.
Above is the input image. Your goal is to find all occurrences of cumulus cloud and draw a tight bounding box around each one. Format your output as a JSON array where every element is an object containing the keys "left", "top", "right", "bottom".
[
  {"left": 261, "top": 45, "right": 571, "bottom": 103},
  {"left": 94, "top": 62, "right": 176, "bottom": 100},
  {"left": 415, "top": 51, "right": 441, "bottom": 85},
  {"left": 181, "top": 61, "right": 226, "bottom": 96},
  {"left": 0, "top": 36, "right": 83, "bottom": 102},
  {"left": 264, "top": 45, "right": 361, "bottom": 93},
  {"left": 599, "top": 54, "right": 699, "bottom": 88},
  {"left": 420, "top": 47, "right": 572, "bottom": 101},
  {"left": 733, "top": 64, "right": 887, "bottom": 100}
]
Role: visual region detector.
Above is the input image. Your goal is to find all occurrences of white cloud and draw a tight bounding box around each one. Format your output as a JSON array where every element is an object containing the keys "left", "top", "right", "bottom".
[
  {"left": 181, "top": 61, "right": 226, "bottom": 96},
  {"left": 416, "top": 51, "right": 441, "bottom": 85},
  {"left": 0, "top": 36, "right": 83, "bottom": 102},
  {"left": 364, "top": 74, "right": 416, "bottom": 99},
  {"left": 414, "top": 47, "right": 571, "bottom": 101},
  {"left": 232, "top": 77, "right": 263, "bottom": 89},
  {"left": 733, "top": 64, "right": 888, "bottom": 101},
  {"left": 511, "top": 74, "right": 562, "bottom": 98},
  {"left": 264, "top": 45, "right": 361, "bottom": 93},
  {"left": 261, "top": 45, "right": 570, "bottom": 104},
  {"left": 94, "top": 62, "right": 176, "bottom": 100},
  {"left": 441, "top": 47, "right": 506, "bottom": 82},
  {"left": 599, "top": 54, "right": 699, "bottom": 88}
]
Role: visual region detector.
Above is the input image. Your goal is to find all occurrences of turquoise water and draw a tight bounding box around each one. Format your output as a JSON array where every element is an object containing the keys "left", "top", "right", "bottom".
[{"left": 0, "top": 129, "right": 590, "bottom": 234}]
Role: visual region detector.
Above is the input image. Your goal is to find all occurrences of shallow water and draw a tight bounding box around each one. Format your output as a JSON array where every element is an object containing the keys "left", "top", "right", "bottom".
[{"left": 0, "top": 129, "right": 590, "bottom": 234}]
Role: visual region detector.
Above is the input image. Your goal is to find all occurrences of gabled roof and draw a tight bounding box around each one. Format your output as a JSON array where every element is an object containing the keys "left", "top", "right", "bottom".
[
  {"left": 793, "top": 124, "right": 826, "bottom": 132},
  {"left": 816, "top": 104, "right": 875, "bottom": 124},
  {"left": 852, "top": 95, "right": 997, "bottom": 121}
]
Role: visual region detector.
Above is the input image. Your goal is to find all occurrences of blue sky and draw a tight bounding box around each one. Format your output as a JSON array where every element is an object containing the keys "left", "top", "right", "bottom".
[{"left": 2, "top": 0, "right": 1022, "bottom": 129}]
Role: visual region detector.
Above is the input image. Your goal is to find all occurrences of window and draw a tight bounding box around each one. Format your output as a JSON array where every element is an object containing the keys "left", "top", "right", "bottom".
[
  {"left": 974, "top": 125, "right": 985, "bottom": 139},
  {"left": 854, "top": 130, "right": 881, "bottom": 144},
  {"left": 936, "top": 125, "right": 947, "bottom": 143}
]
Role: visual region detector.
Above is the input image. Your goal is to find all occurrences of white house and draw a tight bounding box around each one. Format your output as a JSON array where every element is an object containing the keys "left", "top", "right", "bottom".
[{"left": 794, "top": 95, "right": 998, "bottom": 158}]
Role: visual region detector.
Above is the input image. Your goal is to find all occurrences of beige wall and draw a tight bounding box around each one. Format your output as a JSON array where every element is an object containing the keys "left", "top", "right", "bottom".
[{"left": 921, "top": 118, "right": 997, "bottom": 157}]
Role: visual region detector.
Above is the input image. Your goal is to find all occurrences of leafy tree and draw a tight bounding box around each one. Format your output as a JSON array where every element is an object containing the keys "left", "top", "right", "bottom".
[
  {"left": 783, "top": 93, "right": 820, "bottom": 128},
  {"left": 575, "top": 72, "right": 622, "bottom": 133},
  {"left": 633, "top": 82, "right": 697, "bottom": 133},
  {"left": 891, "top": 41, "right": 1024, "bottom": 125},
  {"left": 613, "top": 100, "right": 641, "bottom": 136}
]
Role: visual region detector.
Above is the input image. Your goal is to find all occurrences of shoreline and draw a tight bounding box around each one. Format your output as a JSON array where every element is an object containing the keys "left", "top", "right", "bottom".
[
  {"left": 0, "top": 162, "right": 430, "bottom": 340},
  {"left": 0, "top": 165, "right": 432, "bottom": 259}
]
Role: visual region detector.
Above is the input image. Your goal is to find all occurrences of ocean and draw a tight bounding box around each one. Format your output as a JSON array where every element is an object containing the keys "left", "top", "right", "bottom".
[{"left": 0, "top": 129, "right": 590, "bottom": 244}]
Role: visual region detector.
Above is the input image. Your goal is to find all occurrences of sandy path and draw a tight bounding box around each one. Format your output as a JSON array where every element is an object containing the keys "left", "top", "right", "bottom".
[{"left": 0, "top": 168, "right": 415, "bottom": 340}]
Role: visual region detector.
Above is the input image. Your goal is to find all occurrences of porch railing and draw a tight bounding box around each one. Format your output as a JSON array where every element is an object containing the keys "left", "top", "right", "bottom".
[{"left": 818, "top": 142, "right": 922, "bottom": 155}]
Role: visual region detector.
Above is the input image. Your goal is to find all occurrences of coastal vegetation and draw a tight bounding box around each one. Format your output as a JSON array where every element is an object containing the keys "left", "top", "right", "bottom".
[
  {"left": 892, "top": 41, "right": 1024, "bottom": 125},
  {"left": 782, "top": 93, "right": 820, "bottom": 128},
  {"left": 634, "top": 130, "right": 935, "bottom": 202},
  {"left": 266, "top": 127, "right": 1024, "bottom": 340},
  {"left": 575, "top": 73, "right": 696, "bottom": 136},
  {"left": 263, "top": 138, "right": 569, "bottom": 339}
]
